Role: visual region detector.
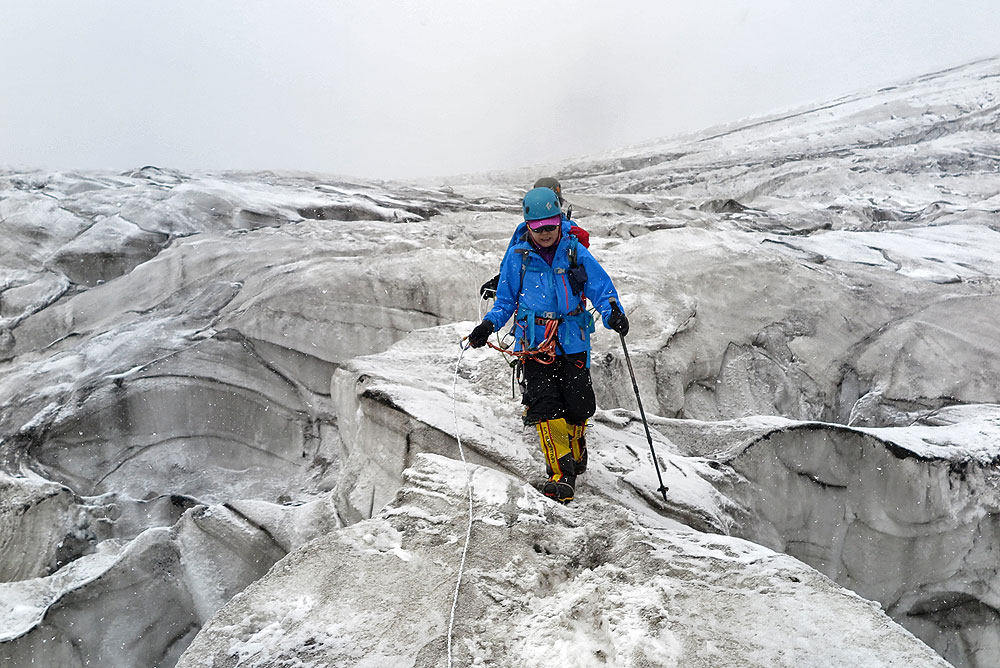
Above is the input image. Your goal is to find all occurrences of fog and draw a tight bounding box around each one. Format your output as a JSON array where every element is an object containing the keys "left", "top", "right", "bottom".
[{"left": 2, "top": 0, "right": 999, "bottom": 179}]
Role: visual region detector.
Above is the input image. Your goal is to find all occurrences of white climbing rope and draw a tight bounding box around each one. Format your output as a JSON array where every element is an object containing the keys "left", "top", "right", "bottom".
[{"left": 447, "top": 344, "right": 475, "bottom": 666}]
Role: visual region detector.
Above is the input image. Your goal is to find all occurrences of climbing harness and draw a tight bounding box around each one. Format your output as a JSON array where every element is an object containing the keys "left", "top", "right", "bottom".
[{"left": 446, "top": 344, "right": 475, "bottom": 666}]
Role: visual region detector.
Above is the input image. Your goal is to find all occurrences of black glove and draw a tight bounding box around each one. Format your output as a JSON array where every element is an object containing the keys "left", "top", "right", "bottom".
[
  {"left": 479, "top": 274, "right": 500, "bottom": 300},
  {"left": 608, "top": 302, "right": 629, "bottom": 336},
  {"left": 467, "top": 320, "right": 495, "bottom": 348}
]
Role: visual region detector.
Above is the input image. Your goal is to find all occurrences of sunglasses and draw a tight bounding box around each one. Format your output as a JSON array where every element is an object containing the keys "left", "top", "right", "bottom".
[{"left": 530, "top": 224, "right": 559, "bottom": 234}]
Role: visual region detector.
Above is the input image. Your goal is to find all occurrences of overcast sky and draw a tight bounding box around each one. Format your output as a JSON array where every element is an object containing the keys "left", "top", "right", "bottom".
[{"left": 2, "top": 1, "right": 999, "bottom": 180}]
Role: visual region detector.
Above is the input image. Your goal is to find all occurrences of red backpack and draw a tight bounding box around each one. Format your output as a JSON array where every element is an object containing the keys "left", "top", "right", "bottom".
[{"left": 569, "top": 225, "right": 590, "bottom": 248}]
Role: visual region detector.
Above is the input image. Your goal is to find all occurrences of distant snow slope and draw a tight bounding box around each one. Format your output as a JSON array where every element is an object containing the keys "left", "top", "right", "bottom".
[{"left": 1, "top": 57, "right": 998, "bottom": 667}]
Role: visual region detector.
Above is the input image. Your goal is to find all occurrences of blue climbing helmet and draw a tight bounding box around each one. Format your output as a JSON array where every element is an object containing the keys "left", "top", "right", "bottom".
[{"left": 522, "top": 186, "right": 562, "bottom": 222}]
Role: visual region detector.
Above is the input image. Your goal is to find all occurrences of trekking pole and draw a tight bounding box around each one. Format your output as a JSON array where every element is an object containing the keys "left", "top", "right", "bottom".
[{"left": 611, "top": 300, "right": 669, "bottom": 502}]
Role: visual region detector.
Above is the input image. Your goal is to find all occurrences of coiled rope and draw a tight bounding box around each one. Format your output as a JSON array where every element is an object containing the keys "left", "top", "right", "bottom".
[
  {"left": 483, "top": 318, "right": 560, "bottom": 365},
  {"left": 447, "top": 343, "right": 475, "bottom": 666}
]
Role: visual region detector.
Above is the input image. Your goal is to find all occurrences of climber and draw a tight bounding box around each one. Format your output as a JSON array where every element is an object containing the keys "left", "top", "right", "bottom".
[
  {"left": 466, "top": 186, "right": 629, "bottom": 503},
  {"left": 479, "top": 177, "right": 589, "bottom": 300}
]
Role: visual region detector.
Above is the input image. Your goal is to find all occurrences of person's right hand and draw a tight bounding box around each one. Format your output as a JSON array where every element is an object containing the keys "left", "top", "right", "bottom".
[{"left": 467, "top": 320, "right": 495, "bottom": 348}]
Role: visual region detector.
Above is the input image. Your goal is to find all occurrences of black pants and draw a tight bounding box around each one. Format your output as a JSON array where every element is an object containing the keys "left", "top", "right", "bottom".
[{"left": 522, "top": 352, "right": 595, "bottom": 425}]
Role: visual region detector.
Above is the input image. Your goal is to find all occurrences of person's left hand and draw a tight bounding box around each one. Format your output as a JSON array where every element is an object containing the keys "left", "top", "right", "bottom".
[{"left": 609, "top": 303, "right": 629, "bottom": 336}]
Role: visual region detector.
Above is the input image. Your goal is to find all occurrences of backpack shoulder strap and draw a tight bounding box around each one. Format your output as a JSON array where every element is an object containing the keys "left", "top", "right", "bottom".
[
  {"left": 567, "top": 233, "right": 579, "bottom": 267},
  {"left": 515, "top": 248, "right": 531, "bottom": 299}
]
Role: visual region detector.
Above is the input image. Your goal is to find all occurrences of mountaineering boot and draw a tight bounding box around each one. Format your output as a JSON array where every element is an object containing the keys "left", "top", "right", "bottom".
[
  {"left": 541, "top": 452, "right": 576, "bottom": 502},
  {"left": 569, "top": 422, "right": 588, "bottom": 475},
  {"left": 536, "top": 418, "right": 576, "bottom": 503}
]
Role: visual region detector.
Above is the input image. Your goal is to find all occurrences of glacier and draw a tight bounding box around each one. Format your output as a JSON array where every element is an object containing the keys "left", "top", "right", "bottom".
[{"left": 1, "top": 57, "right": 999, "bottom": 667}]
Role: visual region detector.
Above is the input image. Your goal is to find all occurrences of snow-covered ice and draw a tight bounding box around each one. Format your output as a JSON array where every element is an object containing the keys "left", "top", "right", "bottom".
[{"left": 2, "top": 57, "right": 1000, "bottom": 667}]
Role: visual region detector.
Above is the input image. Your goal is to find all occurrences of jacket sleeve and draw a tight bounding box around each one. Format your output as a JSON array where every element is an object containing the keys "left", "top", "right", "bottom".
[
  {"left": 577, "top": 247, "right": 621, "bottom": 329},
  {"left": 484, "top": 249, "right": 524, "bottom": 331}
]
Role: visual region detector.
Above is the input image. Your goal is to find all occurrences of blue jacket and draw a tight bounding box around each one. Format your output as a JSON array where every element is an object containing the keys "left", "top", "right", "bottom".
[{"left": 484, "top": 218, "right": 621, "bottom": 365}]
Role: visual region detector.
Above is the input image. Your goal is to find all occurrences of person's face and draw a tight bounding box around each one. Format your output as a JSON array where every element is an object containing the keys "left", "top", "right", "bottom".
[{"left": 528, "top": 223, "right": 560, "bottom": 248}]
